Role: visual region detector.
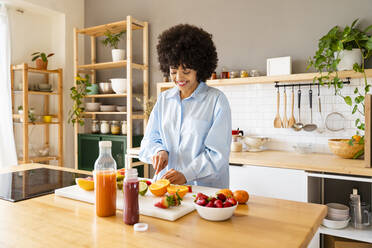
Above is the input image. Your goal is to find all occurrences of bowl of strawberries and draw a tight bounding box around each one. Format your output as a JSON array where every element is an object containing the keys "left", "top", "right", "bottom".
[{"left": 193, "top": 192, "right": 238, "bottom": 221}]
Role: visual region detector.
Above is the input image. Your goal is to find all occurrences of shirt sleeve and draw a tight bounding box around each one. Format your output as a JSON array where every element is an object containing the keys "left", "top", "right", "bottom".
[
  {"left": 138, "top": 96, "right": 167, "bottom": 164},
  {"left": 181, "top": 93, "right": 232, "bottom": 185}
]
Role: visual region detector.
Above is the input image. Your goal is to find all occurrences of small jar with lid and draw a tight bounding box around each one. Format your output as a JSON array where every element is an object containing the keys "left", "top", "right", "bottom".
[
  {"left": 100, "top": 120, "right": 110, "bottom": 134},
  {"left": 220, "top": 67, "right": 229, "bottom": 79},
  {"left": 240, "top": 70, "right": 248, "bottom": 78},
  {"left": 121, "top": 120, "right": 127, "bottom": 135},
  {"left": 111, "top": 121, "right": 120, "bottom": 135},
  {"left": 91, "top": 120, "right": 100, "bottom": 134}
]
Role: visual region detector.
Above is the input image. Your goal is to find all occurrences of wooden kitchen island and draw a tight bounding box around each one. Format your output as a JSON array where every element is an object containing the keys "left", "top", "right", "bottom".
[{"left": 0, "top": 164, "right": 327, "bottom": 248}]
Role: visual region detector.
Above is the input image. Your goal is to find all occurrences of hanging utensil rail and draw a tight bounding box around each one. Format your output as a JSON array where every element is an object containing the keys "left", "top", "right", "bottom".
[{"left": 274, "top": 77, "right": 351, "bottom": 88}]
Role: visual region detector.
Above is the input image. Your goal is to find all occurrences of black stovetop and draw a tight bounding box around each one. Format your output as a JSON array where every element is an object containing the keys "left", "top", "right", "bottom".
[{"left": 0, "top": 168, "right": 87, "bottom": 202}]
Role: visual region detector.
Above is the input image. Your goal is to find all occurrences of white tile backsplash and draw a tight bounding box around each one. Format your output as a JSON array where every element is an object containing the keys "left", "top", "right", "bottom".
[{"left": 215, "top": 78, "right": 370, "bottom": 154}]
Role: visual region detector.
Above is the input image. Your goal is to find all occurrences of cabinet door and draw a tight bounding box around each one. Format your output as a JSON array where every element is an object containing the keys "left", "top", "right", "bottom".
[
  {"left": 229, "top": 164, "right": 307, "bottom": 202},
  {"left": 78, "top": 134, "right": 100, "bottom": 171}
]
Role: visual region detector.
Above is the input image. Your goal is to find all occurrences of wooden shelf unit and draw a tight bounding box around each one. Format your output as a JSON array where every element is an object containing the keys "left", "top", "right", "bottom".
[
  {"left": 73, "top": 16, "right": 149, "bottom": 170},
  {"left": 157, "top": 69, "right": 372, "bottom": 94},
  {"left": 11, "top": 63, "right": 63, "bottom": 166}
]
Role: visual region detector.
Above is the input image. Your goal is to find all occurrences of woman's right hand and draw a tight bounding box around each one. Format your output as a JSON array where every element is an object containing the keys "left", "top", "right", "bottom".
[{"left": 152, "top": 150, "right": 168, "bottom": 175}]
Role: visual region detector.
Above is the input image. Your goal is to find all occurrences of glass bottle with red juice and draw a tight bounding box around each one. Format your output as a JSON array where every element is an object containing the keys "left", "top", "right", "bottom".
[{"left": 123, "top": 168, "right": 139, "bottom": 225}]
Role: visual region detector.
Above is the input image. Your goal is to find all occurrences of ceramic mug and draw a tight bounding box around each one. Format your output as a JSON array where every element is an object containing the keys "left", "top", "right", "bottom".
[{"left": 43, "top": 115, "right": 52, "bottom": 123}]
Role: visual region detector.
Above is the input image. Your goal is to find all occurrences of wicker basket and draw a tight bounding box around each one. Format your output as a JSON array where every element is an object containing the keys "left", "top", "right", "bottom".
[{"left": 328, "top": 139, "right": 364, "bottom": 159}]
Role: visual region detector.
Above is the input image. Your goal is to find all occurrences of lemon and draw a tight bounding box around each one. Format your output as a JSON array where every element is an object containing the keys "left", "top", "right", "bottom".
[
  {"left": 75, "top": 178, "right": 94, "bottom": 191},
  {"left": 139, "top": 181, "right": 148, "bottom": 196}
]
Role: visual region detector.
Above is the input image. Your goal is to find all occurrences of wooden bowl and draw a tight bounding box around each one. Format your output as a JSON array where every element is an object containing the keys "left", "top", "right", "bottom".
[{"left": 328, "top": 139, "right": 364, "bottom": 159}]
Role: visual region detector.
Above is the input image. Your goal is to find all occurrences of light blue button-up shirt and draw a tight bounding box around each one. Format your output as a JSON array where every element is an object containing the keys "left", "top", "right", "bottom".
[{"left": 139, "top": 82, "right": 232, "bottom": 188}]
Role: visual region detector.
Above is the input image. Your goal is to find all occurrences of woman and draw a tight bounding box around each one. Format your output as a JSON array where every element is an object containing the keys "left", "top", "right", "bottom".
[{"left": 139, "top": 24, "right": 231, "bottom": 188}]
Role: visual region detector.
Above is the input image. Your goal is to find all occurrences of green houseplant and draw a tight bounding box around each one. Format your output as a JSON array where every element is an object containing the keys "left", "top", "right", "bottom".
[
  {"left": 31, "top": 52, "right": 54, "bottom": 70},
  {"left": 308, "top": 19, "right": 372, "bottom": 158},
  {"left": 101, "top": 30, "right": 126, "bottom": 62},
  {"left": 68, "top": 74, "right": 91, "bottom": 126}
]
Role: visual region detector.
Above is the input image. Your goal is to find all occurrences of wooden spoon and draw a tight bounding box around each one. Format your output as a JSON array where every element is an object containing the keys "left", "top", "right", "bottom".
[
  {"left": 288, "top": 88, "right": 296, "bottom": 127},
  {"left": 273, "top": 89, "right": 283, "bottom": 128},
  {"left": 282, "top": 88, "right": 288, "bottom": 128}
]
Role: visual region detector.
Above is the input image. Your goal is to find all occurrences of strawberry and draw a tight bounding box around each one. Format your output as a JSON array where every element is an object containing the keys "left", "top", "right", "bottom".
[
  {"left": 227, "top": 197, "right": 237, "bottom": 206},
  {"left": 187, "top": 185, "right": 192, "bottom": 192},
  {"left": 223, "top": 201, "right": 232, "bottom": 208},
  {"left": 214, "top": 199, "right": 223, "bottom": 208},
  {"left": 145, "top": 180, "right": 152, "bottom": 186},
  {"left": 196, "top": 193, "right": 208, "bottom": 200},
  {"left": 196, "top": 198, "right": 208, "bottom": 206},
  {"left": 205, "top": 201, "right": 215, "bottom": 208},
  {"left": 216, "top": 193, "right": 226, "bottom": 202},
  {"left": 154, "top": 193, "right": 183, "bottom": 209},
  {"left": 208, "top": 197, "right": 217, "bottom": 203}
]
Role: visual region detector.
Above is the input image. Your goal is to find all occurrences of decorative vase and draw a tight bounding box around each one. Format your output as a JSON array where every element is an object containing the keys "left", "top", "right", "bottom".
[
  {"left": 336, "top": 49, "right": 362, "bottom": 71},
  {"left": 35, "top": 58, "right": 48, "bottom": 70},
  {"left": 112, "top": 49, "right": 125, "bottom": 62}
]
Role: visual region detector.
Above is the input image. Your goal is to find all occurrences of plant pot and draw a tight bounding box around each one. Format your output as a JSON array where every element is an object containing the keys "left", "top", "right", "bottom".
[
  {"left": 335, "top": 49, "right": 362, "bottom": 71},
  {"left": 328, "top": 139, "right": 364, "bottom": 159},
  {"left": 86, "top": 84, "right": 99, "bottom": 95},
  {"left": 35, "top": 58, "right": 48, "bottom": 70},
  {"left": 112, "top": 49, "right": 125, "bottom": 62}
]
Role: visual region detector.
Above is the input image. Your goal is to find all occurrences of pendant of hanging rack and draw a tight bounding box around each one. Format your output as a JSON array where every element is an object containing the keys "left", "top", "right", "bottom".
[{"left": 274, "top": 77, "right": 351, "bottom": 88}]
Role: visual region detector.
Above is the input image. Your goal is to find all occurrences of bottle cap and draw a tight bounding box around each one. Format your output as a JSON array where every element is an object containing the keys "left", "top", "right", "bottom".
[
  {"left": 99, "top": 141, "right": 112, "bottom": 147},
  {"left": 134, "top": 223, "right": 148, "bottom": 232}
]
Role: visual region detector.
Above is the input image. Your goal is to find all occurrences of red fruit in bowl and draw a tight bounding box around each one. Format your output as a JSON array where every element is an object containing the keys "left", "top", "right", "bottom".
[
  {"left": 205, "top": 201, "right": 215, "bottom": 208},
  {"left": 208, "top": 197, "right": 217, "bottom": 203},
  {"left": 196, "top": 198, "right": 208, "bottom": 206},
  {"left": 227, "top": 197, "right": 237, "bottom": 206},
  {"left": 187, "top": 185, "right": 192, "bottom": 192},
  {"left": 196, "top": 193, "right": 208, "bottom": 200},
  {"left": 216, "top": 193, "right": 226, "bottom": 202},
  {"left": 223, "top": 201, "right": 232, "bottom": 208},
  {"left": 214, "top": 199, "right": 223, "bottom": 208},
  {"left": 145, "top": 180, "right": 152, "bottom": 186}
]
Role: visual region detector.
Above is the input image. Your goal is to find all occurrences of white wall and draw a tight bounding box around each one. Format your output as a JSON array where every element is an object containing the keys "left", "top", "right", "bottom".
[{"left": 5, "top": 0, "right": 84, "bottom": 167}]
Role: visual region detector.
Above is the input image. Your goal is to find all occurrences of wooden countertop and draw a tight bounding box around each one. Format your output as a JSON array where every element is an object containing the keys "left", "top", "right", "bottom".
[
  {"left": 0, "top": 164, "right": 327, "bottom": 248},
  {"left": 230, "top": 150, "right": 372, "bottom": 177}
]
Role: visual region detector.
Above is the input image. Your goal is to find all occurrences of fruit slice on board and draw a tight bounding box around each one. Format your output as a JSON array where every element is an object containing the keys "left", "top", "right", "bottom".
[
  {"left": 139, "top": 181, "right": 148, "bottom": 196},
  {"left": 76, "top": 177, "right": 94, "bottom": 191},
  {"left": 149, "top": 179, "right": 170, "bottom": 197},
  {"left": 167, "top": 185, "right": 189, "bottom": 198}
]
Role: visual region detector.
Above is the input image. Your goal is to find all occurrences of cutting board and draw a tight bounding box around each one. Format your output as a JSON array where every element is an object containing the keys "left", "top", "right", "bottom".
[{"left": 55, "top": 184, "right": 217, "bottom": 221}]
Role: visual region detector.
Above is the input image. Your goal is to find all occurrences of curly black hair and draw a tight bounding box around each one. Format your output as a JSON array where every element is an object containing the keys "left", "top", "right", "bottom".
[{"left": 157, "top": 24, "right": 218, "bottom": 82}]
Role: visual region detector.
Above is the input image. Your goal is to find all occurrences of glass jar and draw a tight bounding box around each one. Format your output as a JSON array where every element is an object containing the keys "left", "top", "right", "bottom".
[
  {"left": 249, "top": 69, "right": 260, "bottom": 77},
  {"left": 100, "top": 120, "right": 110, "bottom": 134},
  {"left": 220, "top": 67, "right": 229, "bottom": 79},
  {"left": 230, "top": 71, "right": 239, "bottom": 78},
  {"left": 111, "top": 121, "right": 120, "bottom": 135},
  {"left": 210, "top": 72, "right": 217, "bottom": 80},
  {"left": 91, "top": 120, "right": 100, "bottom": 134},
  {"left": 240, "top": 70, "right": 248, "bottom": 78},
  {"left": 94, "top": 141, "right": 117, "bottom": 217},
  {"left": 121, "top": 120, "right": 127, "bottom": 135}
]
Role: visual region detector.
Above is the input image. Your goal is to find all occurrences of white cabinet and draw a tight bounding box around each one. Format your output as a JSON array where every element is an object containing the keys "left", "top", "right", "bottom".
[{"left": 229, "top": 164, "right": 307, "bottom": 202}]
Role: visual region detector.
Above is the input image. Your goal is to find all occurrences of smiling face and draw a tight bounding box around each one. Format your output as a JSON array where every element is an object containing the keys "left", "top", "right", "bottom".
[{"left": 170, "top": 65, "right": 199, "bottom": 99}]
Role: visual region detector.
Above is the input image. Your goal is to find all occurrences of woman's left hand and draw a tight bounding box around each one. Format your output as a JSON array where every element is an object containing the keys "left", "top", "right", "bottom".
[{"left": 161, "top": 169, "right": 186, "bottom": 185}]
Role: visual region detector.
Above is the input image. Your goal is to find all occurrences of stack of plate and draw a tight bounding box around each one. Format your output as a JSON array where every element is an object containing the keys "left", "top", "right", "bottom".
[{"left": 322, "top": 203, "right": 350, "bottom": 229}]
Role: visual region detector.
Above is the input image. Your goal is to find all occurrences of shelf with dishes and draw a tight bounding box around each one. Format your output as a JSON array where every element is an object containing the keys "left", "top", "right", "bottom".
[
  {"left": 77, "top": 60, "right": 146, "bottom": 71},
  {"left": 13, "top": 91, "right": 58, "bottom": 96},
  {"left": 18, "top": 155, "right": 59, "bottom": 164}
]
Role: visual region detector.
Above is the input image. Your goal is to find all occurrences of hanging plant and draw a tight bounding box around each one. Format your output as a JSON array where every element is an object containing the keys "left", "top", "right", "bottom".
[
  {"left": 308, "top": 19, "right": 372, "bottom": 155},
  {"left": 68, "top": 74, "right": 91, "bottom": 126}
]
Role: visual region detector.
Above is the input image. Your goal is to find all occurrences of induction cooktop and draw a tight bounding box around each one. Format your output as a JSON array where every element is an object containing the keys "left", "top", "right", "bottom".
[{"left": 0, "top": 168, "right": 88, "bottom": 202}]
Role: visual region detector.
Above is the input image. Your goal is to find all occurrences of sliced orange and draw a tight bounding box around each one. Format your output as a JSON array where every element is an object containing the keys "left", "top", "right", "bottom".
[
  {"left": 76, "top": 177, "right": 94, "bottom": 191},
  {"left": 149, "top": 179, "right": 170, "bottom": 197},
  {"left": 167, "top": 185, "right": 189, "bottom": 198}
]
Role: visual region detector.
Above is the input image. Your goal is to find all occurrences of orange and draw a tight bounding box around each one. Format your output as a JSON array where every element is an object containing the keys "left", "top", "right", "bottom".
[
  {"left": 353, "top": 135, "right": 362, "bottom": 143},
  {"left": 218, "top": 189, "right": 233, "bottom": 198},
  {"left": 149, "top": 179, "right": 170, "bottom": 197},
  {"left": 233, "top": 190, "right": 249, "bottom": 204},
  {"left": 76, "top": 177, "right": 94, "bottom": 191},
  {"left": 167, "top": 185, "right": 189, "bottom": 198}
]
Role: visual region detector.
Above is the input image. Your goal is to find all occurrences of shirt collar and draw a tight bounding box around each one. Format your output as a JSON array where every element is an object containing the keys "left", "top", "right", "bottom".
[{"left": 166, "top": 82, "right": 208, "bottom": 102}]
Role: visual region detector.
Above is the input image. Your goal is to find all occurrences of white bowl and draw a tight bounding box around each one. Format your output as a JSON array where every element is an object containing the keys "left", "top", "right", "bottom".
[
  {"left": 193, "top": 202, "right": 237, "bottom": 221},
  {"left": 326, "top": 203, "right": 349, "bottom": 215},
  {"left": 322, "top": 217, "right": 350, "bottom": 229},
  {"left": 110, "top": 78, "right": 127, "bottom": 94},
  {"left": 327, "top": 212, "right": 349, "bottom": 221},
  {"left": 243, "top": 136, "right": 269, "bottom": 151},
  {"left": 116, "top": 106, "right": 127, "bottom": 112},
  {"left": 85, "top": 102, "right": 101, "bottom": 112},
  {"left": 100, "top": 105, "right": 116, "bottom": 112}
]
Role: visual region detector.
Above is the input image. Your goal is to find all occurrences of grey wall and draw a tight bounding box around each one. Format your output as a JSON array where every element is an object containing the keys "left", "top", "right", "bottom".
[{"left": 85, "top": 0, "right": 372, "bottom": 96}]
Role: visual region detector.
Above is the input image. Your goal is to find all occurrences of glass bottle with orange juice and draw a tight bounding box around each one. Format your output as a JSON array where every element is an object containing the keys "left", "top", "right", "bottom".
[{"left": 94, "top": 141, "right": 117, "bottom": 217}]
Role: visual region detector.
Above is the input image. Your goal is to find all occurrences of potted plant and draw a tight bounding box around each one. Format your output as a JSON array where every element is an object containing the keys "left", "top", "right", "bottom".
[
  {"left": 17, "top": 106, "right": 36, "bottom": 123},
  {"left": 31, "top": 52, "right": 54, "bottom": 70},
  {"left": 68, "top": 74, "right": 91, "bottom": 126},
  {"left": 308, "top": 18, "right": 372, "bottom": 158},
  {"left": 101, "top": 30, "right": 126, "bottom": 62}
]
